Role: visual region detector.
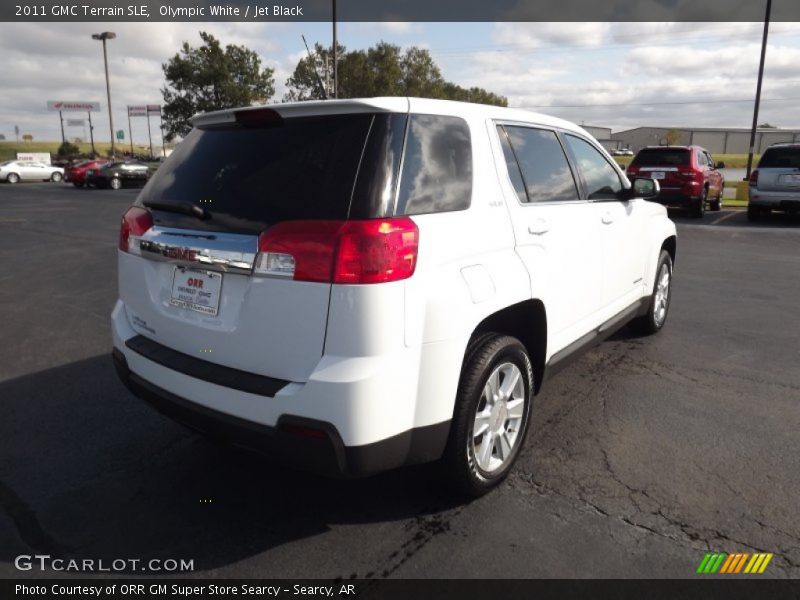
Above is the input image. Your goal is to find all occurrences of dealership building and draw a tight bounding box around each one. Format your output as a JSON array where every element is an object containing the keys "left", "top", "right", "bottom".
[{"left": 606, "top": 127, "right": 800, "bottom": 154}]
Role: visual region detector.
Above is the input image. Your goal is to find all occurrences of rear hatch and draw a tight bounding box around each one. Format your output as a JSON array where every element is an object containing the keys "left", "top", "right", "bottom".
[
  {"left": 119, "top": 102, "right": 408, "bottom": 382},
  {"left": 754, "top": 146, "right": 800, "bottom": 192},
  {"left": 629, "top": 148, "right": 692, "bottom": 189}
]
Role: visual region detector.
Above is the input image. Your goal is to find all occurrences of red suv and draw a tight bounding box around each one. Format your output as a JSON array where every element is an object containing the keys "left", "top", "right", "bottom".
[
  {"left": 627, "top": 146, "right": 724, "bottom": 218},
  {"left": 64, "top": 159, "right": 110, "bottom": 188}
]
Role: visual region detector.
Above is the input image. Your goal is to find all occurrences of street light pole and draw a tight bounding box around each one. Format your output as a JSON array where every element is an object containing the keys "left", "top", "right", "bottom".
[
  {"left": 332, "top": 0, "right": 337, "bottom": 98},
  {"left": 92, "top": 32, "right": 117, "bottom": 158},
  {"left": 746, "top": 0, "right": 771, "bottom": 180}
]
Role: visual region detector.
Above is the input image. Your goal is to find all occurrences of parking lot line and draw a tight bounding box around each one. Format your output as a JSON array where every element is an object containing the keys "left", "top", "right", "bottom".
[{"left": 709, "top": 211, "right": 741, "bottom": 225}]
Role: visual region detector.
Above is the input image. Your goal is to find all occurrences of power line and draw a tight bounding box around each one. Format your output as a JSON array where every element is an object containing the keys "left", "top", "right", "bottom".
[
  {"left": 519, "top": 96, "right": 800, "bottom": 109},
  {"left": 428, "top": 26, "right": 800, "bottom": 57}
]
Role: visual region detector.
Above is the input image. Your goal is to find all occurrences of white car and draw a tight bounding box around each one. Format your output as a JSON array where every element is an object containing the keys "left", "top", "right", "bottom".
[
  {"left": 111, "top": 98, "right": 675, "bottom": 496},
  {"left": 0, "top": 160, "right": 64, "bottom": 183}
]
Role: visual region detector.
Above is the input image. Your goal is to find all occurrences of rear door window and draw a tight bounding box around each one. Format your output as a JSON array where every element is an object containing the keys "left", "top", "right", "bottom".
[{"left": 500, "top": 125, "right": 579, "bottom": 203}]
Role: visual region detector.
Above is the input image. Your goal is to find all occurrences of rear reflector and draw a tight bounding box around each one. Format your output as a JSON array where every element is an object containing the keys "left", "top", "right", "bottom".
[
  {"left": 256, "top": 218, "right": 419, "bottom": 284},
  {"left": 119, "top": 206, "right": 153, "bottom": 253},
  {"left": 279, "top": 423, "right": 328, "bottom": 440}
]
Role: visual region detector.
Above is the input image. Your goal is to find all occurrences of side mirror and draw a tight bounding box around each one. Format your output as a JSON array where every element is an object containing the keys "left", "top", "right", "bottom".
[
  {"left": 629, "top": 177, "right": 660, "bottom": 199},
  {"left": 716, "top": 161, "right": 726, "bottom": 169}
]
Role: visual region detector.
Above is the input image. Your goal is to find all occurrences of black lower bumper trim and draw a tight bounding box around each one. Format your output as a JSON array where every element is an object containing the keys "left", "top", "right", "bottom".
[
  {"left": 112, "top": 348, "right": 450, "bottom": 478},
  {"left": 125, "top": 334, "right": 289, "bottom": 397}
]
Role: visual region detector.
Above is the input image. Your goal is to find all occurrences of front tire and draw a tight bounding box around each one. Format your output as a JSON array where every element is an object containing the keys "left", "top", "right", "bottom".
[
  {"left": 109, "top": 177, "right": 122, "bottom": 190},
  {"left": 442, "top": 334, "right": 534, "bottom": 497},
  {"left": 632, "top": 250, "right": 673, "bottom": 335},
  {"left": 6, "top": 173, "right": 20, "bottom": 184}
]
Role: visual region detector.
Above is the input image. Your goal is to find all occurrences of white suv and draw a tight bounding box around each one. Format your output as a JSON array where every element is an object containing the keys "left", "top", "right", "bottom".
[{"left": 112, "top": 98, "right": 676, "bottom": 496}]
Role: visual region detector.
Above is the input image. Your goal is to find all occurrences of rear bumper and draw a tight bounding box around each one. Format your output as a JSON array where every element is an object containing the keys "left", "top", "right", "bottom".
[
  {"left": 112, "top": 347, "right": 449, "bottom": 477},
  {"left": 652, "top": 185, "right": 703, "bottom": 206},
  {"left": 749, "top": 191, "right": 800, "bottom": 212}
]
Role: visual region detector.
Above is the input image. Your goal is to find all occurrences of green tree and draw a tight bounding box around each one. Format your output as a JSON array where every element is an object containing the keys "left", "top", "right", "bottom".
[
  {"left": 284, "top": 41, "right": 506, "bottom": 106},
  {"left": 161, "top": 31, "right": 275, "bottom": 140},
  {"left": 57, "top": 141, "right": 80, "bottom": 158},
  {"left": 758, "top": 122, "right": 777, "bottom": 128},
  {"left": 665, "top": 128, "right": 682, "bottom": 145}
]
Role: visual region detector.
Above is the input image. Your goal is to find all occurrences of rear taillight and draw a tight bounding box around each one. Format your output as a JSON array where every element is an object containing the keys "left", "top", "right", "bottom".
[
  {"left": 255, "top": 218, "right": 419, "bottom": 285},
  {"left": 119, "top": 206, "right": 153, "bottom": 253},
  {"left": 678, "top": 167, "right": 696, "bottom": 178},
  {"left": 627, "top": 166, "right": 639, "bottom": 175},
  {"left": 749, "top": 170, "right": 759, "bottom": 186}
]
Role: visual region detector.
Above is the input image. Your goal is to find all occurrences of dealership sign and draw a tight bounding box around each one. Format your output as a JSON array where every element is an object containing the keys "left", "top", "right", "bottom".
[
  {"left": 128, "top": 105, "right": 162, "bottom": 116},
  {"left": 47, "top": 101, "right": 101, "bottom": 112}
]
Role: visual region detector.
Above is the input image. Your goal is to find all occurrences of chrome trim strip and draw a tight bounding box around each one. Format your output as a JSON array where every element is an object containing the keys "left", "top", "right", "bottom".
[{"left": 136, "top": 227, "right": 258, "bottom": 275}]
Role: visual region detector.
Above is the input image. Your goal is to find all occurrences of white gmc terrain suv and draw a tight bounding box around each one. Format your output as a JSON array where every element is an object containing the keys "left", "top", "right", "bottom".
[{"left": 112, "top": 98, "right": 676, "bottom": 496}]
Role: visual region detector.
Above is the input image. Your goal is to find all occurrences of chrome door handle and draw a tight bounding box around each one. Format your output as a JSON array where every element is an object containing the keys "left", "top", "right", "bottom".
[{"left": 528, "top": 219, "right": 549, "bottom": 235}]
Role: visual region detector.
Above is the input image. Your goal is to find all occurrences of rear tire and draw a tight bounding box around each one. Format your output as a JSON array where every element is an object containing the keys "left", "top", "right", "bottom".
[
  {"left": 631, "top": 250, "right": 673, "bottom": 335},
  {"left": 73, "top": 181, "right": 84, "bottom": 188},
  {"left": 6, "top": 173, "right": 19, "bottom": 184},
  {"left": 110, "top": 177, "right": 122, "bottom": 190},
  {"left": 50, "top": 172, "right": 63, "bottom": 182},
  {"left": 690, "top": 189, "right": 707, "bottom": 218},
  {"left": 747, "top": 205, "right": 762, "bottom": 221},
  {"left": 442, "top": 334, "right": 534, "bottom": 497}
]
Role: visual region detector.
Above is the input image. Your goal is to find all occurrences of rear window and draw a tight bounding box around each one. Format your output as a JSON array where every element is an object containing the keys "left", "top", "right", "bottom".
[
  {"left": 758, "top": 147, "right": 800, "bottom": 169},
  {"left": 632, "top": 148, "right": 690, "bottom": 166},
  {"left": 138, "top": 114, "right": 376, "bottom": 234}
]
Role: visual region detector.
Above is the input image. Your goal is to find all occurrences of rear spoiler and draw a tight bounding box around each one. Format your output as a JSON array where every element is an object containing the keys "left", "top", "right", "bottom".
[{"left": 191, "top": 98, "right": 408, "bottom": 129}]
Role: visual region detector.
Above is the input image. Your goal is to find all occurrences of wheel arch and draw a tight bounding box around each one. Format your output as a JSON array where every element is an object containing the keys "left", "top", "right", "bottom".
[
  {"left": 661, "top": 234, "right": 677, "bottom": 266},
  {"left": 467, "top": 299, "right": 547, "bottom": 395}
]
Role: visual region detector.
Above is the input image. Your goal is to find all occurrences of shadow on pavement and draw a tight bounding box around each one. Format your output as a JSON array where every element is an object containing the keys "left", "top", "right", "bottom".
[
  {"left": 668, "top": 208, "right": 800, "bottom": 228},
  {"left": 0, "top": 354, "right": 462, "bottom": 574}
]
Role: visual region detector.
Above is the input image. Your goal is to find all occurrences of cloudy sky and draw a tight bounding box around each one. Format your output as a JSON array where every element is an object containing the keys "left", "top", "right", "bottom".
[{"left": 2, "top": 21, "right": 800, "bottom": 145}]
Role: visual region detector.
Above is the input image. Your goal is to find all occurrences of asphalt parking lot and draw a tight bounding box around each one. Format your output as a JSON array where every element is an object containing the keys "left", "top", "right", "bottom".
[{"left": 1, "top": 183, "right": 799, "bottom": 579}]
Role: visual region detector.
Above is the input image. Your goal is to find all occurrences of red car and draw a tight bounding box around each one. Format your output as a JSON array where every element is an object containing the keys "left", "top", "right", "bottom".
[
  {"left": 627, "top": 146, "right": 725, "bottom": 218},
  {"left": 64, "top": 159, "right": 110, "bottom": 188}
]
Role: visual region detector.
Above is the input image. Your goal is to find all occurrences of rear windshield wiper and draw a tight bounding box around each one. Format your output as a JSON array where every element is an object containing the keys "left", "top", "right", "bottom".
[{"left": 142, "top": 200, "right": 210, "bottom": 220}]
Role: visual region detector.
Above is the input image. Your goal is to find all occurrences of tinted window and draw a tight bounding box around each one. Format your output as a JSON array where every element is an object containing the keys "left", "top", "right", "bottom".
[
  {"left": 632, "top": 148, "right": 690, "bottom": 166},
  {"left": 497, "top": 127, "right": 527, "bottom": 204},
  {"left": 396, "top": 114, "right": 472, "bottom": 215},
  {"left": 564, "top": 135, "right": 622, "bottom": 199},
  {"left": 138, "top": 114, "right": 374, "bottom": 234},
  {"left": 759, "top": 147, "right": 800, "bottom": 168},
  {"left": 503, "top": 125, "right": 578, "bottom": 202}
]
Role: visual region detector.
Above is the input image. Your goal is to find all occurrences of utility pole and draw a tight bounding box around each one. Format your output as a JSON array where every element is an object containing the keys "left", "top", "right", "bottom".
[
  {"left": 746, "top": 0, "right": 771, "bottom": 180},
  {"left": 332, "top": 0, "right": 337, "bottom": 98},
  {"left": 88, "top": 111, "right": 96, "bottom": 156},
  {"left": 59, "top": 110, "right": 65, "bottom": 144},
  {"left": 92, "top": 32, "right": 117, "bottom": 157}
]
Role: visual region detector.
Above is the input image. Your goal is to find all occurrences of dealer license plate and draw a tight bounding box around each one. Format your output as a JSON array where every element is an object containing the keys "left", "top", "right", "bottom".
[
  {"left": 650, "top": 171, "right": 665, "bottom": 180},
  {"left": 778, "top": 173, "right": 800, "bottom": 186},
  {"left": 169, "top": 268, "right": 222, "bottom": 316}
]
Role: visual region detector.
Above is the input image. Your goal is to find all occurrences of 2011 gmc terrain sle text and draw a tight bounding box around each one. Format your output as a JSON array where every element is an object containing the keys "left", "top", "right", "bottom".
[{"left": 111, "top": 98, "right": 676, "bottom": 496}]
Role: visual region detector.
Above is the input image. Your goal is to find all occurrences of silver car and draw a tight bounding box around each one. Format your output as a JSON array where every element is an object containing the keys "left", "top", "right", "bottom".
[
  {"left": 0, "top": 160, "right": 64, "bottom": 183},
  {"left": 748, "top": 143, "right": 800, "bottom": 221}
]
